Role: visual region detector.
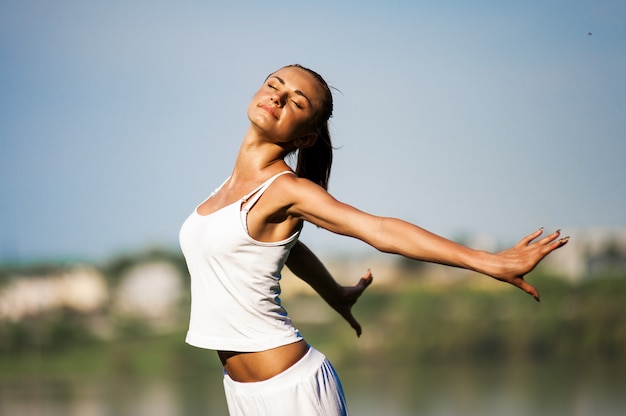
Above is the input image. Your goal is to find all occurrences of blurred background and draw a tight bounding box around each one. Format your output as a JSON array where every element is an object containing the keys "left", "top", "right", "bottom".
[{"left": 1, "top": 1, "right": 625, "bottom": 415}]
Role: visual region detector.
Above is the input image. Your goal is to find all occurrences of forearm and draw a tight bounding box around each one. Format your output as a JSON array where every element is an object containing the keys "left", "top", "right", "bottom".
[
  {"left": 286, "top": 240, "right": 343, "bottom": 304},
  {"left": 370, "top": 217, "right": 496, "bottom": 276}
]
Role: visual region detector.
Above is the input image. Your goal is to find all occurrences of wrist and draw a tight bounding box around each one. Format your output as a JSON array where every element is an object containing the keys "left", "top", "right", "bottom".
[{"left": 466, "top": 249, "right": 498, "bottom": 277}]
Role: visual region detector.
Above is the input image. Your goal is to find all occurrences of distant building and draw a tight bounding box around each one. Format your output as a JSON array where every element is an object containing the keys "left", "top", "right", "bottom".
[
  {"left": 112, "top": 260, "right": 183, "bottom": 330},
  {"left": 1, "top": 227, "right": 623, "bottom": 330},
  {"left": 539, "top": 226, "right": 626, "bottom": 281},
  {"left": 0, "top": 265, "right": 108, "bottom": 322}
]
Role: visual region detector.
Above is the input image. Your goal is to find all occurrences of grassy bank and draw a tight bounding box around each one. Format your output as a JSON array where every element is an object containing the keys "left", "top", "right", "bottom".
[{"left": 1, "top": 274, "right": 624, "bottom": 379}]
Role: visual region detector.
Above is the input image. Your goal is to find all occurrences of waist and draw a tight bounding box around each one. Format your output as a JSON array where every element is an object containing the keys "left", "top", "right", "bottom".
[{"left": 218, "top": 339, "right": 309, "bottom": 382}]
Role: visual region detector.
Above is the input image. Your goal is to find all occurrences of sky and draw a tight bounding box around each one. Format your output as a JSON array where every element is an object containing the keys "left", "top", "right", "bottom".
[{"left": 1, "top": 0, "right": 625, "bottom": 263}]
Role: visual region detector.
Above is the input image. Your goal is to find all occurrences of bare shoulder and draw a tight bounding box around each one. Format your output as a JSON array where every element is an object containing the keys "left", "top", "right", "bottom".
[
  {"left": 253, "top": 172, "right": 321, "bottom": 214},
  {"left": 272, "top": 173, "right": 339, "bottom": 206},
  {"left": 273, "top": 174, "right": 377, "bottom": 235}
]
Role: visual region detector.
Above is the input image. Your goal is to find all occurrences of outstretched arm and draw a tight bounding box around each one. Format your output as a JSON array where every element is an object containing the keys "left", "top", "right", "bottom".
[
  {"left": 357, "top": 218, "right": 568, "bottom": 301},
  {"left": 282, "top": 176, "right": 569, "bottom": 302},
  {"left": 286, "top": 240, "right": 373, "bottom": 336}
]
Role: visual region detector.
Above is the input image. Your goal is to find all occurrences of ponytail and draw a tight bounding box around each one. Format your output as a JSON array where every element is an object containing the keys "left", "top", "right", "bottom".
[
  {"left": 295, "top": 123, "right": 333, "bottom": 190},
  {"left": 285, "top": 64, "right": 334, "bottom": 190}
]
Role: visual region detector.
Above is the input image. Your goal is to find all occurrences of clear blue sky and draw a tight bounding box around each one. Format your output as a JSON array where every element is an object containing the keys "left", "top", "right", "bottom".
[{"left": 1, "top": 0, "right": 624, "bottom": 262}]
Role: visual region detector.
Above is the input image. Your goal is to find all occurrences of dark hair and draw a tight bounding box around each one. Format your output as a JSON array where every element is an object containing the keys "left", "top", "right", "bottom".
[{"left": 285, "top": 64, "right": 334, "bottom": 190}]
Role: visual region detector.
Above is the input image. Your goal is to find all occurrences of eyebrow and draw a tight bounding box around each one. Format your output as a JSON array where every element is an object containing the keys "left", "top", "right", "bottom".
[{"left": 271, "top": 76, "right": 313, "bottom": 107}]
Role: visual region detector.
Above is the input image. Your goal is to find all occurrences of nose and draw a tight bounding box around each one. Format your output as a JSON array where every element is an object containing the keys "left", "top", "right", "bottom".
[{"left": 270, "top": 92, "right": 286, "bottom": 107}]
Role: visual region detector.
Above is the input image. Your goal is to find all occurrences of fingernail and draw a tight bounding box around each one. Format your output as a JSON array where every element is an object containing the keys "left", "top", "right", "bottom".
[
  {"left": 559, "top": 236, "right": 570, "bottom": 243},
  {"left": 556, "top": 229, "right": 561, "bottom": 234}
]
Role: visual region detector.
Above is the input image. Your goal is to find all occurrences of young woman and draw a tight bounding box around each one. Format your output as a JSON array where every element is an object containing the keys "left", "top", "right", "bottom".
[{"left": 179, "top": 64, "right": 569, "bottom": 415}]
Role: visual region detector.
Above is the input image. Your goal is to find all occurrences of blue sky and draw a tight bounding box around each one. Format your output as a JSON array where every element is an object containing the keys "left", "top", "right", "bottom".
[{"left": 1, "top": 0, "right": 625, "bottom": 262}]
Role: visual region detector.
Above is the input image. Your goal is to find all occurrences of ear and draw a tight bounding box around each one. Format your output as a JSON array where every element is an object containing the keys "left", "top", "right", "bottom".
[{"left": 294, "top": 133, "right": 318, "bottom": 149}]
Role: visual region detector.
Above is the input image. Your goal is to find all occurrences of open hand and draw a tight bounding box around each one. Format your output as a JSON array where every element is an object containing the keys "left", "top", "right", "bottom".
[
  {"left": 490, "top": 228, "right": 569, "bottom": 301},
  {"left": 331, "top": 269, "right": 374, "bottom": 336}
]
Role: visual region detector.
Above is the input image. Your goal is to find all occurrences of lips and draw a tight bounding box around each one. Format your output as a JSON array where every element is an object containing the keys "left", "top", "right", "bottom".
[{"left": 259, "top": 104, "right": 278, "bottom": 119}]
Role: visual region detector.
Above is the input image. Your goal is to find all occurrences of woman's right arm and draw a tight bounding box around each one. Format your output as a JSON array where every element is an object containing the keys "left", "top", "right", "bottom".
[{"left": 286, "top": 240, "right": 373, "bottom": 336}]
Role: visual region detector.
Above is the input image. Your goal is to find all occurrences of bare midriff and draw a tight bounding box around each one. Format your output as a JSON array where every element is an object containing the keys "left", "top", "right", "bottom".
[{"left": 217, "top": 339, "right": 309, "bottom": 382}]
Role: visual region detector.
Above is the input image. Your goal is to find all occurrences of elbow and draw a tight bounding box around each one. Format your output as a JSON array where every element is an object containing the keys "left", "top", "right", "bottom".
[{"left": 366, "top": 217, "right": 402, "bottom": 255}]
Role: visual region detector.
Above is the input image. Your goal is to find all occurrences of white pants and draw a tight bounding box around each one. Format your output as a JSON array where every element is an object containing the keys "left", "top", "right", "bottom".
[{"left": 222, "top": 346, "right": 348, "bottom": 416}]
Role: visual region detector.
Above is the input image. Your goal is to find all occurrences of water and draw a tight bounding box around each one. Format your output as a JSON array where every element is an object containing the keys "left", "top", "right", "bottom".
[
  {"left": 1, "top": 360, "right": 623, "bottom": 416},
  {"left": 343, "top": 360, "right": 625, "bottom": 416}
]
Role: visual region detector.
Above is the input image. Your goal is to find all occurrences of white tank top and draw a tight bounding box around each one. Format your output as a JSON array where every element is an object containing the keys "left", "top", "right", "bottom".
[{"left": 179, "top": 171, "right": 303, "bottom": 352}]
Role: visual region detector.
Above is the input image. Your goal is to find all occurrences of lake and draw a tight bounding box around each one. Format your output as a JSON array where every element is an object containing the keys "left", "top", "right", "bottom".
[{"left": 1, "top": 359, "right": 623, "bottom": 415}]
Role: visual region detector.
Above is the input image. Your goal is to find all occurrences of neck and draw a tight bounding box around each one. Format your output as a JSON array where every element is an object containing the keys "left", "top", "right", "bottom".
[{"left": 230, "top": 126, "right": 292, "bottom": 183}]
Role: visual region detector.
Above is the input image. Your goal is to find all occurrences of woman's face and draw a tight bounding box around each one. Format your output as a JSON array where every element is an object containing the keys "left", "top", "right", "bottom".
[{"left": 247, "top": 66, "right": 322, "bottom": 145}]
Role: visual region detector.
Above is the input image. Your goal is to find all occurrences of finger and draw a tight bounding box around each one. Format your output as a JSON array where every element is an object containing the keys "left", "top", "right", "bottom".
[
  {"left": 356, "top": 270, "right": 374, "bottom": 289},
  {"left": 520, "top": 227, "right": 544, "bottom": 246},
  {"left": 516, "top": 278, "right": 540, "bottom": 302},
  {"left": 345, "top": 312, "right": 362, "bottom": 337},
  {"left": 537, "top": 229, "right": 562, "bottom": 245},
  {"left": 542, "top": 235, "right": 570, "bottom": 254},
  {"left": 557, "top": 236, "right": 570, "bottom": 245},
  {"left": 362, "top": 269, "right": 373, "bottom": 282}
]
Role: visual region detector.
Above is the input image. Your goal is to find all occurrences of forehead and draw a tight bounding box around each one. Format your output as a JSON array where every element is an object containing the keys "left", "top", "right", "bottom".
[{"left": 268, "top": 67, "right": 323, "bottom": 102}]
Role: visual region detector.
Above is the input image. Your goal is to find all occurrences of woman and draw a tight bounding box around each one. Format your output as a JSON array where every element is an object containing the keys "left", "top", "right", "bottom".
[{"left": 179, "top": 64, "right": 569, "bottom": 415}]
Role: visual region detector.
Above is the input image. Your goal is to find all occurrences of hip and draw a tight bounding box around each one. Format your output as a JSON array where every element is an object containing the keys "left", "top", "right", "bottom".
[{"left": 218, "top": 339, "right": 309, "bottom": 382}]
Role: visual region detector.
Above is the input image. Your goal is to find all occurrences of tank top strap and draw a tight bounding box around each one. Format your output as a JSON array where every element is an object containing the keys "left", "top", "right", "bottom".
[
  {"left": 241, "top": 171, "right": 293, "bottom": 212},
  {"left": 209, "top": 177, "right": 230, "bottom": 198}
]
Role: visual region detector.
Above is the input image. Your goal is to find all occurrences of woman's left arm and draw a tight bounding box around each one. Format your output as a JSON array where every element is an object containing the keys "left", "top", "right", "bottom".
[{"left": 284, "top": 176, "right": 569, "bottom": 301}]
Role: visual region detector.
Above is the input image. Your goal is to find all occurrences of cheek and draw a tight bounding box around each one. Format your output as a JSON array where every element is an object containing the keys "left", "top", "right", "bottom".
[
  {"left": 246, "top": 96, "right": 262, "bottom": 118},
  {"left": 291, "top": 118, "right": 316, "bottom": 137}
]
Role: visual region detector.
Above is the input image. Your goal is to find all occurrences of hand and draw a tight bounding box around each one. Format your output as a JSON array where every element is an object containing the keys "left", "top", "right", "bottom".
[
  {"left": 489, "top": 228, "right": 569, "bottom": 301},
  {"left": 330, "top": 269, "right": 374, "bottom": 337}
]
